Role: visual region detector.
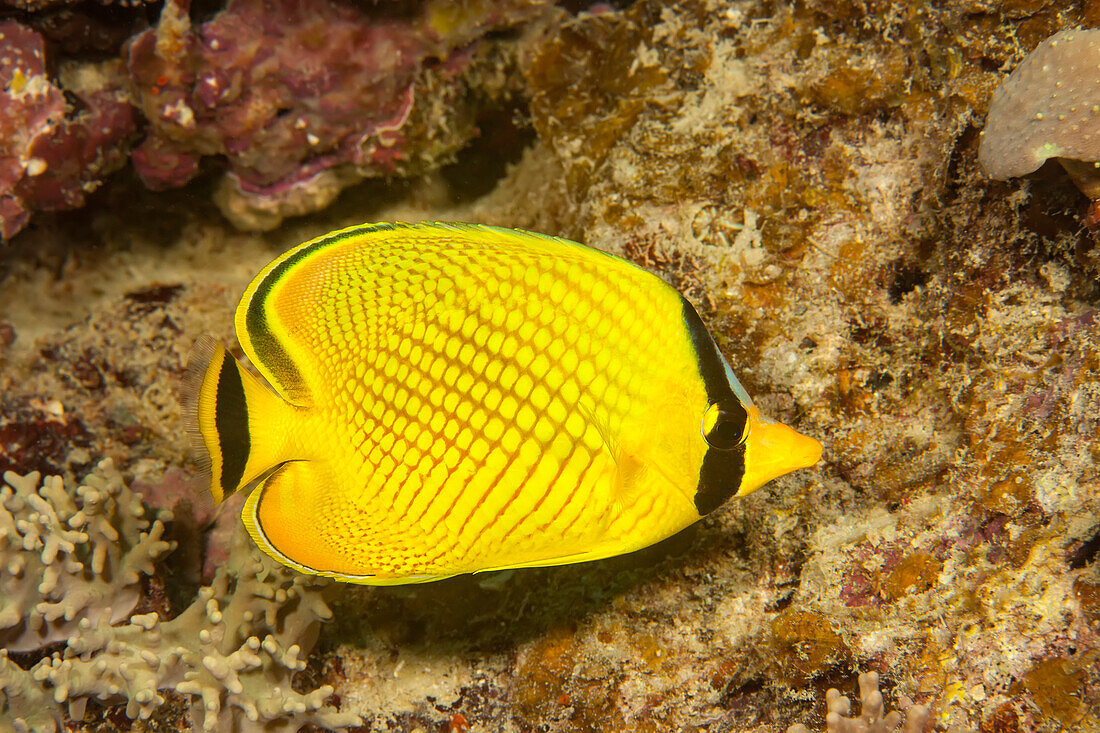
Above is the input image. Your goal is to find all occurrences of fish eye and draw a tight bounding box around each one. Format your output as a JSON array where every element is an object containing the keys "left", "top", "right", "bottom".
[{"left": 701, "top": 401, "right": 745, "bottom": 451}]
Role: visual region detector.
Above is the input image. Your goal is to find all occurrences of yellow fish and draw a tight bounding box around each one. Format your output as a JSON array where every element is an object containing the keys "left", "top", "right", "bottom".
[{"left": 182, "top": 222, "right": 821, "bottom": 584}]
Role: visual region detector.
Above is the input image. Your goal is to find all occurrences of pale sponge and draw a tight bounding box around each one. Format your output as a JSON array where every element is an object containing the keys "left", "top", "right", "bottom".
[{"left": 979, "top": 29, "right": 1100, "bottom": 197}]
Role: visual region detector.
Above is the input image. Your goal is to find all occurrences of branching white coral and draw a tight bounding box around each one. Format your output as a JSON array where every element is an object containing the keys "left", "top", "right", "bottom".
[
  {"left": 0, "top": 462, "right": 362, "bottom": 732},
  {"left": 32, "top": 524, "right": 362, "bottom": 732},
  {"left": 0, "top": 649, "right": 61, "bottom": 733},
  {"left": 0, "top": 459, "right": 174, "bottom": 652},
  {"left": 787, "top": 672, "right": 929, "bottom": 733}
]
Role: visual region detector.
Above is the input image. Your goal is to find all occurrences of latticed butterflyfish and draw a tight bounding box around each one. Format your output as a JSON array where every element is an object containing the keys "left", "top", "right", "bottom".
[{"left": 181, "top": 222, "right": 822, "bottom": 584}]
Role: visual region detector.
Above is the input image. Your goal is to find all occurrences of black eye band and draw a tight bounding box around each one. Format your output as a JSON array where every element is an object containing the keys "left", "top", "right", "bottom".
[
  {"left": 681, "top": 295, "right": 749, "bottom": 515},
  {"left": 704, "top": 415, "right": 742, "bottom": 451},
  {"left": 701, "top": 397, "right": 748, "bottom": 451}
]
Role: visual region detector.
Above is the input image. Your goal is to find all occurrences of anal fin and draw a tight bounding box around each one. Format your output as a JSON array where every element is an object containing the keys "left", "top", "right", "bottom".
[{"left": 242, "top": 461, "right": 360, "bottom": 580}]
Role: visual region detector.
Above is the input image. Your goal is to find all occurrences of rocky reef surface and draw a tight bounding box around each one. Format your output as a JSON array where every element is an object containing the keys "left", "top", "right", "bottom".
[{"left": 1, "top": 0, "right": 1098, "bottom": 731}]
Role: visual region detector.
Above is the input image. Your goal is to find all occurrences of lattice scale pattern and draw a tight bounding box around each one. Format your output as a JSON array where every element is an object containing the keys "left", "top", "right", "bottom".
[{"left": 234, "top": 224, "right": 711, "bottom": 581}]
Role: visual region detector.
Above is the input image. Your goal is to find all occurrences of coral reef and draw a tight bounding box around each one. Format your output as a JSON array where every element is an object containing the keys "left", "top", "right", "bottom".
[
  {"left": 127, "top": 0, "right": 547, "bottom": 230},
  {"left": 0, "top": 20, "right": 136, "bottom": 240},
  {"left": 2, "top": 0, "right": 1100, "bottom": 731},
  {"left": 787, "top": 672, "right": 929, "bottom": 733},
  {"left": 0, "top": 459, "right": 172, "bottom": 653}
]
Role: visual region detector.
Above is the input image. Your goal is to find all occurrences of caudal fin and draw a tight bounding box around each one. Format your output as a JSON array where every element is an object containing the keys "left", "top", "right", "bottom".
[{"left": 181, "top": 335, "right": 289, "bottom": 503}]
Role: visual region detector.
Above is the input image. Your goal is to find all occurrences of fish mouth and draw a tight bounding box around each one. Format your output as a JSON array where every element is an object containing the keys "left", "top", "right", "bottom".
[{"left": 737, "top": 407, "right": 823, "bottom": 496}]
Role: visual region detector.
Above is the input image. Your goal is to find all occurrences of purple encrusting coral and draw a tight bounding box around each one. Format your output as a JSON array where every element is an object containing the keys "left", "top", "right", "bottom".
[
  {"left": 0, "top": 0, "right": 541, "bottom": 238},
  {"left": 127, "top": 0, "right": 543, "bottom": 229},
  {"left": 0, "top": 20, "right": 136, "bottom": 240},
  {"left": 0, "top": 21, "right": 60, "bottom": 240},
  {"left": 127, "top": 0, "right": 423, "bottom": 188}
]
